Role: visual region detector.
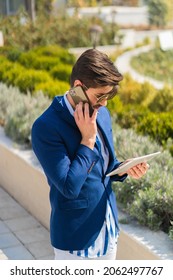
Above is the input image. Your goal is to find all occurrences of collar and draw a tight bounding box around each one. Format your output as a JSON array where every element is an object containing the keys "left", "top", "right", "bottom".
[{"left": 63, "top": 92, "right": 74, "bottom": 116}]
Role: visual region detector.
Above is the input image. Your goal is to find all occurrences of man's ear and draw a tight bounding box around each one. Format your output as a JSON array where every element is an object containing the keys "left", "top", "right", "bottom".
[{"left": 74, "top": 80, "right": 82, "bottom": 87}]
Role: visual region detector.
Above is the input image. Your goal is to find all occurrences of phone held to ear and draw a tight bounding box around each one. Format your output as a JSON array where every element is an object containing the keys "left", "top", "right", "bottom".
[{"left": 69, "top": 86, "right": 94, "bottom": 117}]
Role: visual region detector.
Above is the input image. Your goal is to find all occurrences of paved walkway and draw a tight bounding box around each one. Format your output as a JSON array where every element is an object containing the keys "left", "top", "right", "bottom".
[
  {"left": 0, "top": 186, "right": 54, "bottom": 260},
  {"left": 115, "top": 45, "right": 165, "bottom": 89}
]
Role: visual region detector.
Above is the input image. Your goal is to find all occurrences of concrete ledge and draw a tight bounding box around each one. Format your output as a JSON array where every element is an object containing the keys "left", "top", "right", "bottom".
[
  {"left": 117, "top": 231, "right": 160, "bottom": 260},
  {"left": 1, "top": 127, "right": 173, "bottom": 260},
  {"left": 0, "top": 127, "right": 50, "bottom": 230}
]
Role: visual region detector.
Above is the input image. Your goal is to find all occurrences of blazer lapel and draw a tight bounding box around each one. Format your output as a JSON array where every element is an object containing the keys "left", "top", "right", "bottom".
[{"left": 52, "top": 96, "right": 77, "bottom": 128}]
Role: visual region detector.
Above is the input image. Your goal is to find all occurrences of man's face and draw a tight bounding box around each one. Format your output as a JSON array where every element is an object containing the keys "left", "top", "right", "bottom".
[{"left": 84, "top": 85, "right": 116, "bottom": 110}]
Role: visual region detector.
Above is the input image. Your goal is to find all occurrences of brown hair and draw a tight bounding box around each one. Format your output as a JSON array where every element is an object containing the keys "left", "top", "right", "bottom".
[{"left": 70, "top": 48, "right": 123, "bottom": 88}]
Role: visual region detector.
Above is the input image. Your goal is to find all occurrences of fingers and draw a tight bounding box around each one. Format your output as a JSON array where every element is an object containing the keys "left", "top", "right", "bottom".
[
  {"left": 127, "top": 162, "right": 149, "bottom": 179},
  {"left": 74, "top": 102, "right": 83, "bottom": 123},
  {"left": 74, "top": 102, "right": 97, "bottom": 119}
]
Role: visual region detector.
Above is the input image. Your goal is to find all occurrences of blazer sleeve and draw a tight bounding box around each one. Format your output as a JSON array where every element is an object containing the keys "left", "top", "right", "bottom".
[{"left": 31, "top": 118, "right": 100, "bottom": 200}]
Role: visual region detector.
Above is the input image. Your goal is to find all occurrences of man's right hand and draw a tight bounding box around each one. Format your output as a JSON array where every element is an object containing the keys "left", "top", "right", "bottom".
[{"left": 74, "top": 102, "right": 98, "bottom": 150}]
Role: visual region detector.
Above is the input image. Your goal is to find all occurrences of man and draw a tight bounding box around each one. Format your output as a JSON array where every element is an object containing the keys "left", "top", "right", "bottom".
[{"left": 31, "top": 48, "right": 148, "bottom": 260}]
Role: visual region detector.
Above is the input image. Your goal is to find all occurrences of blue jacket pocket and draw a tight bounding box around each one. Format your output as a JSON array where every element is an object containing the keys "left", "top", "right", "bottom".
[{"left": 58, "top": 199, "right": 88, "bottom": 210}]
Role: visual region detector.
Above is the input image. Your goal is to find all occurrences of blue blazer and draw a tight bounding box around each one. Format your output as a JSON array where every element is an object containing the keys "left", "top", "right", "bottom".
[{"left": 31, "top": 96, "right": 127, "bottom": 250}]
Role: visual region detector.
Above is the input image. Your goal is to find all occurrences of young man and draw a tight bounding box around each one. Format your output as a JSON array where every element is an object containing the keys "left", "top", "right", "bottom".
[{"left": 31, "top": 49, "right": 148, "bottom": 260}]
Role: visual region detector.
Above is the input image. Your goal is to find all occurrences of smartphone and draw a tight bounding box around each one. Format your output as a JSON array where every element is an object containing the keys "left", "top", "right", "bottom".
[{"left": 69, "top": 85, "right": 94, "bottom": 116}]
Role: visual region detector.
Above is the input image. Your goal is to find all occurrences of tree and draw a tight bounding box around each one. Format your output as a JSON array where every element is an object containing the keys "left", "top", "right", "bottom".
[
  {"left": 25, "top": 0, "right": 36, "bottom": 21},
  {"left": 163, "top": 0, "right": 173, "bottom": 25},
  {"left": 144, "top": 0, "right": 168, "bottom": 27},
  {"left": 35, "top": 0, "right": 54, "bottom": 17}
]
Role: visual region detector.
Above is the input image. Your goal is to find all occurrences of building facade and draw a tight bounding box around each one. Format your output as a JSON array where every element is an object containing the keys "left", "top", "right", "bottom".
[{"left": 0, "top": 0, "right": 33, "bottom": 17}]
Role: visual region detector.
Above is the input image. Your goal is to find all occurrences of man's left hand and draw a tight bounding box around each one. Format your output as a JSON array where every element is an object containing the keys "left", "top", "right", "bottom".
[{"left": 120, "top": 162, "right": 149, "bottom": 179}]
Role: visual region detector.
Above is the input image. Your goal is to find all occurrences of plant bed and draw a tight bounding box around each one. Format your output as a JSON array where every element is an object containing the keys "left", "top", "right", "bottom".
[{"left": 0, "top": 127, "right": 173, "bottom": 260}]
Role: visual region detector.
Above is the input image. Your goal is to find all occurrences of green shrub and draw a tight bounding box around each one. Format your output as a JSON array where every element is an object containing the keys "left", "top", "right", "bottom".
[
  {"left": 33, "top": 45, "right": 64, "bottom": 57},
  {"left": 18, "top": 51, "right": 38, "bottom": 68},
  {"left": 0, "top": 58, "right": 13, "bottom": 82},
  {"left": 130, "top": 178, "right": 173, "bottom": 232},
  {"left": 118, "top": 73, "right": 142, "bottom": 105},
  {"left": 35, "top": 80, "right": 69, "bottom": 98},
  {"left": 107, "top": 95, "right": 123, "bottom": 115},
  {"left": 6, "top": 47, "right": 23, "bottom": 62},
  {"left": 137, "top": 81, "right": 157, "bottom": 107},
  {"left": 0, "top": 83, "right": 22, "bottom": 126},
  {"left": 112, "top": 122, "right": 173, "bottom": 238},
  {"left": 19, "top": 51, "right": 61, "bottom": 71},
  {"left": 115, "top": 105, "right": 173, "bottom": 155},
  {"left": 33, "top": 45, "right": 75, "bottom": 65},
  {"left": 148, "top": 86, "right": 173, "bottom": 112},
  {"left": 33, "top": 56, "right": 60, "bottom": 71},
  {"left": 0, "top": 45, "right": 74, "bottom": 96},
  {"left": 118, "top": 73, "right": 157, "bottom": 107},
  {"left": 2, "top": 63, "right": 25, "bottom": 86},
  {"left": 116, "top": 104, "right": 150, "bottom": 129},
  {"left": 0, "top": 46, "right": 73, "bottom": 97},
  {"left": 0, "top": 82, "right": 50, "bottom": 145},
  {"left": 0, "top": 10, "right": 121, "bottom": 50},
  {"left": 0, "top": 46, "right": 18, "bottom": 57},
  {"left": 50, "top": 63, "right": 72, "bottom": 82},
  {"left": 14, "top": 69, "right": 52, "bottom": 93},
  {"left": 137, "top": 112, "right": 173, "bottom": 146}
]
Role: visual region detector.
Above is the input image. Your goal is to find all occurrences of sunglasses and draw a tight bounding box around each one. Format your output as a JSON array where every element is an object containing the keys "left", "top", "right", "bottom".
[{"left": 82, "top": 84, "right": 118, "bottom": 103}]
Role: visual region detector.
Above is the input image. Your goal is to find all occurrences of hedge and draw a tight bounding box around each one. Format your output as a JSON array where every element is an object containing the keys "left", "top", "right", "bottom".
[
  {"left": 0, "top": 45, "right": 73, "bottom": 96},
  {"left": 19, "top": 52, "right": 61, "bottom": 70},
  {"left": 1, "top": 81, "right": 173, "bottom": 239},
  {"left": 35, "top": 80, "right": 69, "bottom": 99},
  {"left": 112, "top": 121, "right": 173, "bottom": 240},
  {"left": 14, "top": 69, "right": 52, "bottom": 93},
  {"left": 50, "top": 63, "right": 72, "bottom": 82},
  {"left": 0, "top": 82, "right": 50, "bottom": 145}
]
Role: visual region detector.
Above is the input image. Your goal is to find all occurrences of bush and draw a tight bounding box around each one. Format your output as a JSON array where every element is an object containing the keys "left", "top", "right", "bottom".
[
  {"left": 18, "top": 51, "right": 40, "bottom": 68},
  {"left": 50, "top": 63, "right": 72, "bottom": 82},
  {"left": 112, "top": 72, "right": 173, "bottom": 155},
  {"left": 33, "top": 45, "right": 76, "bottom": 65},
  {"left": 148, "top": 86, "right": 173, "bottom": 112},
  {"left": 107, "top": 95, "right": 123, "bottom": 115},
  {"left": 33, "top": 56, "right": 60, "bottom": 71},
  {"left": 137, "top": 112, "right": 173, "bottom": 146},
  {"left": 19, "top": 52, "right": 60, "bottom": 70},
  {"left": 118, "top": 73, "right": 157, "bottom": 107},
  {"left": 35, "top": 80, "right": 69, "bottom": 99},
  {"left": 0, "top": 58, "right": 13, "bottom": 81},
  {"left": 0, "top": 45, "right": 75, "bottom": 96},
  {"left": 116, "top": 104, "right": 150, "bottom": 129},
  {"left": 115, "top": 104, "right": 173, "bottom": 154},
  {"left": 6, "top": 47, "right": 23, "bottom": 62},
  {"left": 0, "top": 10, "right": 121, "bottom": 50},
  {"left": 112, "top": 122, "right": 173, "bottom": 239},
  {"left": 2, "top": 63, "right": 25, "bottom": 86},
  {"left": 14, "top": 69, "right": 52, "bottom": 93},
  {"left": 130, "top": 177, "right": 173, "bottom": 232},
  {"left": 118, "top": 73, "right": 142, "bottom": 105},
  {"left": 0, "top": 82, "right": 50, "bottom": 145},
  {"left": 0, "top": 83, "right": 22, "bottom": 126}
]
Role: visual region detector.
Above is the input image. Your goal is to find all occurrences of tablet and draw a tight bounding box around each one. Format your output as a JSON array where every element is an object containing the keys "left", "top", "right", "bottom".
[{"left": 106, "top": 151, "right": 161, "bottom": 177}]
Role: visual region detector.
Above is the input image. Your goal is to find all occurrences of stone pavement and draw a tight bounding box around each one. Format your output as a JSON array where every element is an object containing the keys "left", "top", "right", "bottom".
[{"left": 0, "top": 186, "right": 54, "bottom": 260}]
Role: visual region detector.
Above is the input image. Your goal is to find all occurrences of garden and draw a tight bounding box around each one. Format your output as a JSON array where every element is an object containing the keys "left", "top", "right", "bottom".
[{"left": 0, "top": 6, "right": 173, "bottom": 243}]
